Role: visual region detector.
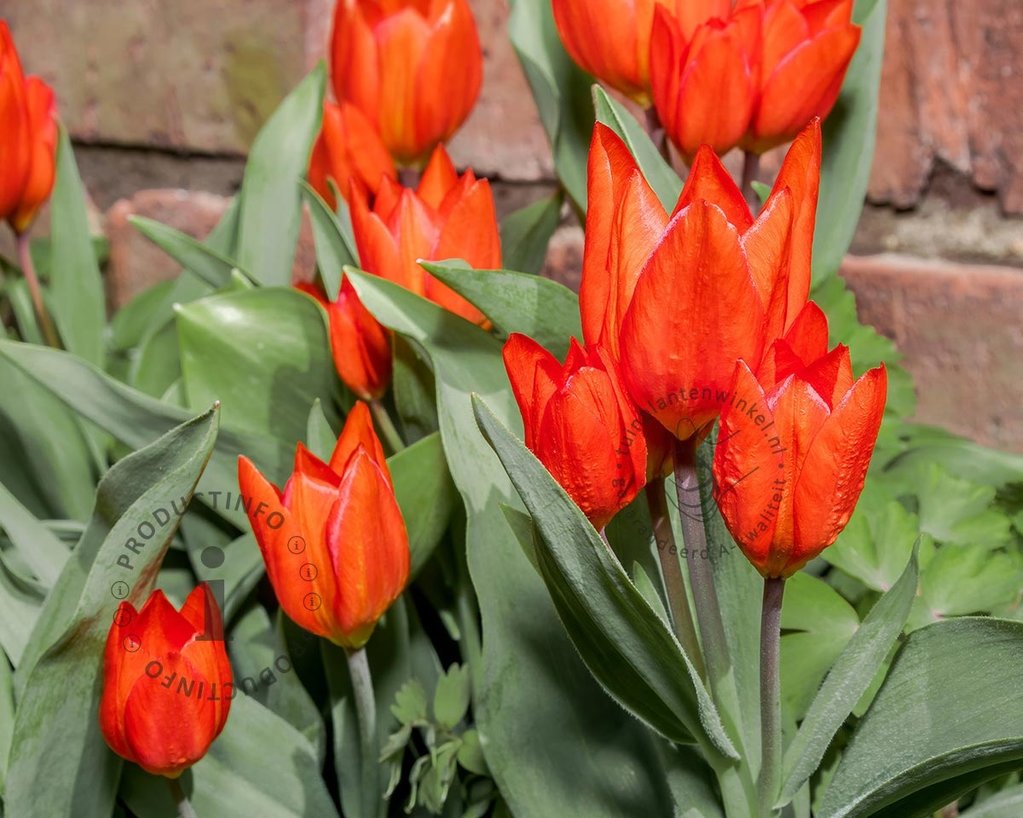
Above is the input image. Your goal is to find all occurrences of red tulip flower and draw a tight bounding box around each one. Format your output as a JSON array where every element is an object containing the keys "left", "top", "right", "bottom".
[
  {"left": 712, "top": 302, "right": 887, "bottom": 577},
  {"left": 296, "top": 279, "right": 393, "bottom": 401},
  {"left": 100, "top": 586, "right": 232, "bottom": 778},
  {"left": 330, "top": 0, "right": 483, "bottom": 166},
  {"left": 0, "top": 22, "right": 57, "bottom": 235},
  {"left": 308, "top": 100, "right": 397, "bottom": 209},
  {"left": 616, "top": 121, "right": 822, "bottom": 444},
  {"left": 350, "top": 145, "right": 500, "bottom": 325},
  {"left": 649, "top": 3, "right": 762, "bottom": 159},
  {"left": 238, "top": 402, "right": 409, "bottom": 650},
  {"left": 744, "top": 0, "right": 860, "bottom": 153},
  {"left": 504, "top": 333, "right": 647, "bottom": 530},
  {"left": 552, "top": 0, "right": 729, "bottom": 104}
]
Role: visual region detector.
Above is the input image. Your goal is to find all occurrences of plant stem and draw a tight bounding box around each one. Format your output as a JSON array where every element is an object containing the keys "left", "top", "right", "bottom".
[
  {"left": 166, "top": 776, "right": 198, "bottom": 818},
  {"left": 398, "top": 167, "right": 421, "bottom": 189},
  {"left": 741, "top": 150, "right": 761, "bottom": 212},
  {"left": 369, "top": 399, "right": 405, "bottom": 453},
  {"left": 673, "top": 440, "right": 731, "bottom": 693},
  {"left": 16, "top": 231, "right": 60, "bottom": 348},
  {"left": 645, "top": 480, "right": 705, "bottom": 679},
  {"left": 347, "top": 646, "right": 380, "bottom": 818},
  {"left": 758, "top": 576, "right": 786, "bottom": 817},
  {"left": 644, "top": 106, "right": 672, "bottom": 165}
]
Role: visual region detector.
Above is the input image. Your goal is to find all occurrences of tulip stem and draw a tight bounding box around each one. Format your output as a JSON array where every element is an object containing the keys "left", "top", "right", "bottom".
[
  {"left": 644, "top": 481, "right": 705, "bottom": 679},
  {"left": 16, "top": 231, "right": 60, "bottom": 348},
  {"left": 673, "top": 441, "right": 731, "bottom": 696},
  {"left": 741, "top": 150, "right": 762, "bottom": 212},
  {"left": 166, "top": 777, "right": 198, "bottom": 818},
  {"left": 370, "top": 399, "right": 405, "bottom": 453},
  {"left": 758, "top": 577, "right": 786, "bottom": 817},
  {"left": 347, "top": 646, "right": 380, "bottom": 818}
]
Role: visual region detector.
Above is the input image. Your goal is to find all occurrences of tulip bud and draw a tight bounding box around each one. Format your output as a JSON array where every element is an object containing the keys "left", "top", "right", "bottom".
[
  {"left": 350, "top": 145, "right": 500, "bottom": 326},
  {"left": 99, "top": 586, "right": 233, "bottom": 778},
  {"left": 503, "top": 334, "right": 647, "bottom": 530},
  {"left": 712, "top": 302, "right": 887, "bottom": 577},
  {"left": 238, "top": 402, "right": 410, "bottom": 650},
  {"left": 744, "top": 0, "right": 861, "bottom": 154},
  {"left": 0, "top": 23, "right": 57, "bottom": 235},
  {"left": 327, "top": 276, "right": 393, "bottom": 401},
  {"left": 330, "top": 0, "right": 483, "bottom": 166},
  {"left": 308, "top": 101, "right": 397, "bottom": 209}
]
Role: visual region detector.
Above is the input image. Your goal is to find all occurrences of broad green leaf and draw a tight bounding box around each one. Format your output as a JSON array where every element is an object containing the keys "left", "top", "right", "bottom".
[
  {"left": 0, "top": 650, "right": 12, "bottom": 792},
  {"left": 475, "top": 397, "right": 735, "bottom": 757},
  {"left": 48, "top": 127, "right": 105, "bottom": 365},
  {"left": 392, "top": 335, "right": 439, "bottom": 444},
  {"left": 592, "top": 86, "right": 682, "bottom": 210},
  {"left": 499, "top": 191, "right": 563, "bottom": 275},
  {"left": 176, "top": 286, "right": 340, "bottom": 444},
  {"left": 305, "top": 399, "right": 336, "bottom": 461},
  {"left": 781, "top": 574, "right": 861, "bottom": 723},
  {"left": 813, "top": 0, "right": 888, "bottom": 282},
  {"left": 419, "top": 261, "right": 581, "bottom": 359},
  {"left": 301, "top": 181, "right": 358, "bottom": 299},
  {"left": 129, "top": 318, "right": 183, "bottom": 398},
  {"left": 235, "top": 66, "right": 326, "bottom": 286},
  {"left": 0, "top": 341, "right": 290, "bottom": 529},
  {"left": 508, "top": 0, "right": 593, "bottom": 208},
  {"left": 4, "top": 408, "right": 219, "bottom": 818},
  {"left": 390, "top": 432, "right": 457, "bottom": 577},
  {"left": 348, "top": 270, "right": 678, "bottom": 817},
  {"left": 0, "top": 480, "right": 70, "bottom": 586},
  {"left": 109, "top": 279, "right": 177, "bottom": 352},
  {"left": 959, "top": 783, "right": 1023, "bottom": 817},
  {"left": 778, "top": 550, "right": 919, "bottom": 807},
  {"left": 119, "top": 696, "right": 338, "bottom": 818},
  {"left": 0, "top": 547, "right": 44, "bottom": 665},
  {"left": 819, "top": 617, "right": 1023, "bottom": 818},
  {"left": 5, "top": 277, "right": 42, "bottom": 344},
  {"left": 129, "top": 216, "right": 242, "bottom": 288}
]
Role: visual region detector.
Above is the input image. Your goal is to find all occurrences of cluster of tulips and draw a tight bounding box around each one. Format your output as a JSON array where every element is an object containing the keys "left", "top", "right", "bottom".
[{"left": 0, "top": 0, "right": 885, "bottom": 807}]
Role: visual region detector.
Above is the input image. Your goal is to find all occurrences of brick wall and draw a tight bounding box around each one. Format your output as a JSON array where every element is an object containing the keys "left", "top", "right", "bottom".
[{"left": 3, "top": 0, "right": 1021, "bottom": 452}]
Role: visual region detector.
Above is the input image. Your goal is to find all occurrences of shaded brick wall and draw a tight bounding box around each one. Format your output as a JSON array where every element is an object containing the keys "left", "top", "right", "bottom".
[{"left": 3, "top": 0, "right": 1022, "bottom": 452}]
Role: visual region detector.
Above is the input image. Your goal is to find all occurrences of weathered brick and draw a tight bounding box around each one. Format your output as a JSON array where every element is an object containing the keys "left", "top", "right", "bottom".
[
  {"left": 842, "top": 255, "right": 1023, "bottom": 453},
  {"left": 4, "top": 0, "right": 322, "bottom": 154}
]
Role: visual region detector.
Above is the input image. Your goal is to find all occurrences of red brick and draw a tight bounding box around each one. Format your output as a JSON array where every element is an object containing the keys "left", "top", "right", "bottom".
[{"left": 842, "top": 255, "right": 1023, "bottom": 453}]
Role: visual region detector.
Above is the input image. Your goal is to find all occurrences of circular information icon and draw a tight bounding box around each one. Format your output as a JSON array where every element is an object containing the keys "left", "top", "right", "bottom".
[
  {"left": 303, "top": 592, "right": 322, "bottom": 611},
  {"left": 299, "top": 563, "right": 318, "bottom": 581},
  {"left": 112, "top": 607, "right": 134, "bottom": 626},
  {"left": 288, "top": 536, "right": 306, "bottom": 555},
  {"left": 111, "top": 581, "right": 130, "bottom": 600},
  {"left": 122, "top": 634, "right": 141, "bottom": 653}
]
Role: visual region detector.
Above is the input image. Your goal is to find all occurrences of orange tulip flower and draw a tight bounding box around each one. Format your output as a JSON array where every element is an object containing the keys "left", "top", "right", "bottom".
[
  {"left": 350, "top": 145, "right": 500, "bottom": 325},
  {"left": 0, "top": 22, "right": 57, "bottom": 235},
  {"left": 552, "top": 0, "right": 729, "bottom": 104},
  {"left": 308, "top": 100, "right": 397, "bottom": 209},
  {"left": 503, "top": 333, "right": 647, "bottom": 530},
  {"left": 615, "top": 121, "right": 822, "bottom": 444},
  {"left": 296, "top": 278, "right": 393, "bottom": 401},
  {"left": 649, "top": 2, "right": 762, "bottom": 159},
  {"left": 712, "top": 302, "right": 887, "bottom": 577},
  {"left": 330, "top": 0, "right": 483, "bottom": 166},
  {"left": 100, "top": 585, "right": 232, "bottom": 778},
  {"left": 744, "top": 0, "right": 860, "bottom": 153},
  {"left": 238, "top": 402, "right": 409, "bottom": 650}
]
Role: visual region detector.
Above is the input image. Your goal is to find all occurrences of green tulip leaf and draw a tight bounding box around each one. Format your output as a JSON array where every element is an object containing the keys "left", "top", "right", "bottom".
[{"left": 499, "top": 190, "right": 564, "bottom": 275}]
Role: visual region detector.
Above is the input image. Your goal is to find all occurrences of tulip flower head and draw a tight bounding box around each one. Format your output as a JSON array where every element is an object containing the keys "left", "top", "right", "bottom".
[
  {"left": 0, "top": 22, "right": 57, "bottom": 235},
  {"left": 308, "top": 100, "right": 397, "bottom": 209},
  {"left": 616, "top": 120, "right": 822, "bottom": 444},
  {"left": 350, "top": 145, "right": 500, "bottom": 325},
  {"left": 712, "top": 302, "right": 887, "bottom": 577},
  {"left": 504, "top": 333, "right": 647, "bottom": 530},
  {"left": 744, "top": 0, "right": 861, "bottom": 153},
  {"left": 238, "top": 402, "right": 410, "bottom": 650},
  {"left": 295, "top": 278, "right": 393, "bottom": 402},
  {"left": 100, "top": 585, "right": 232, "bottom": 778},
  {"left": 330, "top": 0, "right": 483, "bottom": 165}
]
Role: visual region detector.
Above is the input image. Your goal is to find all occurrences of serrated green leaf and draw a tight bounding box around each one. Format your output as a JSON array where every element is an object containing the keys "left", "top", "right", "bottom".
[
  {"left": 916, "top": 465, "right": 1011, "bottom": 547},
  {"left": 910, "top": 546, "right": 1023, "bottom": 629},
  {"left": 434, "top": 664, "right": 471, "bottom": 730},
  {"left": 393, "top": 678, "right": 429, "bottom": 726}
]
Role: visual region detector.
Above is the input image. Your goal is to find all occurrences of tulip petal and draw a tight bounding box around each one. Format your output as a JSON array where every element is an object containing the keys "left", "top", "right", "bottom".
[
  {"left": 753, "top": 26, "right": 861, "bottom": 147},
  {"left": 503, "top": 333, "right": 562, "bottom": 450},
  {"left": 329, "top": 277, "right": 393, "bottom": 401},
  {"left": 620, "top": 200, "right": 765, "bottom": 440},
  {"left": 580, "top": 124, "right": 668, "bottom": 354},
  {"left": 741, "top": 187, "right": 795, "bottom": 343},
  {"left": 792, "top": 365, "right": 886, "bottom": 564},
  {"left": 553, "top": 0, "right": 647, "bottom": 100},
  {"left": 325, "top": 449, "right": 410, "bottom": 649},
  {"left": 674, "top": 145, "right": 752, "bottom": 231},
  {"left": 10, "top": 75, "right": 56, "bottom": 234},
  {"left": 0, "top": 23, "right": 30, "bottom": 222},
  {"left": 417, "top": 144, "right": 459, "bottom": 210},
  {"left": 329, "top": 401, "right": 389, "bottom": 478}
]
